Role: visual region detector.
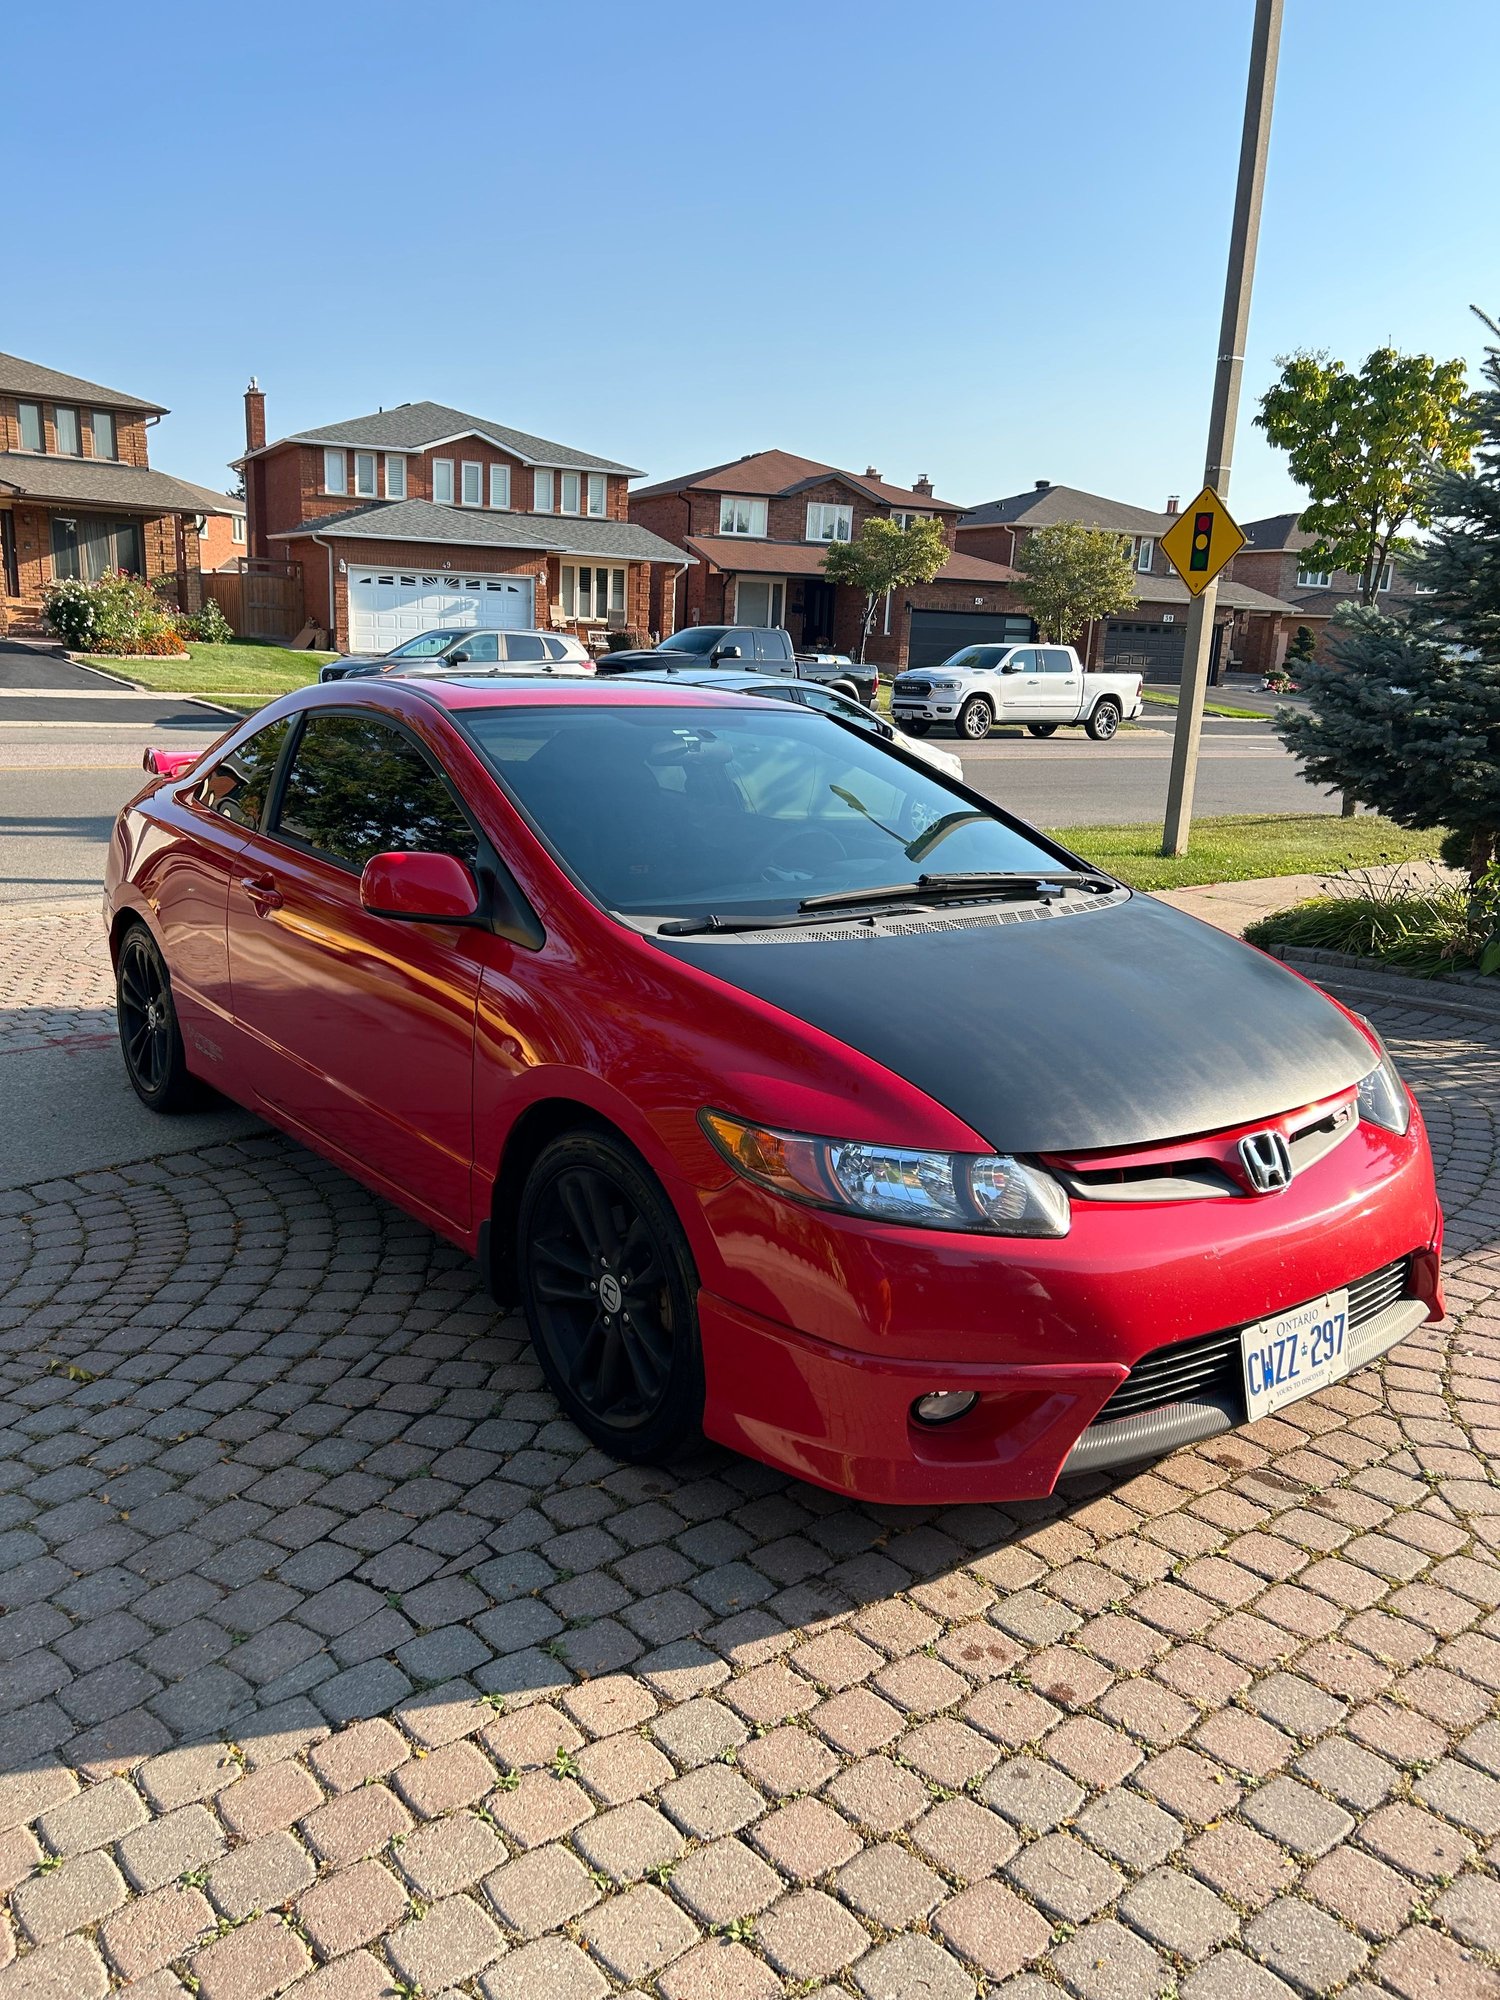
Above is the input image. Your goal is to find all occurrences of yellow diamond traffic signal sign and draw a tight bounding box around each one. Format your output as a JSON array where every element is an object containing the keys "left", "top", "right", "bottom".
[{"left": 1160, "top": 485, "right": 1246, "bottom": 596}]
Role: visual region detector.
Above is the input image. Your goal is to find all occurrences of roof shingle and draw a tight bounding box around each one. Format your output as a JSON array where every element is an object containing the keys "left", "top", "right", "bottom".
[
  {"left": 634, "top": 449, "right": 963, "bottom": 513},
  {"left": 683, "top": 535, "right": 1014, "bottom": 584},
  {"left": 958, "top": 484, "right": 1176, "bottom": 535},
  {"left": 0, "top": 454, "right": 214, "bottom": 514},
  {"left": 267, "top": 498, "right": 689, "bottom": 563},
  {"left": 0, "top": 351, "right": 166, "bottom": 415},
  {"left": 261, "top": 401, "right": 640, "bottom": 475}
]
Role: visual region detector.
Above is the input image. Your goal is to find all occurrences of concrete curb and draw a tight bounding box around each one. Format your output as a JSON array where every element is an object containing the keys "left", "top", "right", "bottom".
[{"left": 1274, "top": 944, "right": 1500, "bottom": 1026}]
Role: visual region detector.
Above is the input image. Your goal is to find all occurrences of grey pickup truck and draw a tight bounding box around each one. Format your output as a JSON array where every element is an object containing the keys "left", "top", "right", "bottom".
[{"left": 595, "top": 626, "right": 877, "bottom": 707}]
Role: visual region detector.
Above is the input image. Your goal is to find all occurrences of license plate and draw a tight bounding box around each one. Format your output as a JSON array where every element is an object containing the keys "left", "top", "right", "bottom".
[{"left": 1241, "top": 1288, "right": 1351, "bottom": 1421}]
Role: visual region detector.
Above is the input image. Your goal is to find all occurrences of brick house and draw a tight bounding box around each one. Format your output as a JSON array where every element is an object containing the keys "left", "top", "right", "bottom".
[
  {"left": 628, "top": 450, "right": 1024, "bottom": 671},
  {"left": 174, "top": 479, "right": 247, "bottom": 573},
  {"left": 0, "top": 352, "right": 211, "bottom": 636},
  {"left": 957, "top": 481, "right": 1299, "bottom": 682},
  {"left": 239, "top": 384, "right": 690, "bottom": 653},
  {"left": 1231, "top": 513, "right": 1430, "bottom": 674}
]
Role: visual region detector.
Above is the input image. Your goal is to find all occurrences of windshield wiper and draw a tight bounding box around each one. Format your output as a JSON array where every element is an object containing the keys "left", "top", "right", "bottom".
[
  {"left": 657, "top": 904, "right": 926, "bottom": 937},
  {"left": 798, "top": 870, "right": 1111, "bottom": 913}
]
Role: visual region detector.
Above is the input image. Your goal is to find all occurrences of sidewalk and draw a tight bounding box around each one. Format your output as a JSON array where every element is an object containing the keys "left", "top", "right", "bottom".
[{"left": 1152, "top": 858, "right": 1457, "bottom": 936}]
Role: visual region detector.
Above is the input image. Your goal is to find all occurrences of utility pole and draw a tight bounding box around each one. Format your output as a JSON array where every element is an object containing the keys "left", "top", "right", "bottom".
[{"left": 1162, "top": 0, "right": 1283, "bottom": 855}]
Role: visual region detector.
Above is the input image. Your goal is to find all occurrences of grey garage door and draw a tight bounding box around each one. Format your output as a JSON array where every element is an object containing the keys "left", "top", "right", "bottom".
[
  {"left": 1104, "top": 619, "right": 1188, "bottom": 683},
  {"left": 907, "top": 609, "right": 1034, "bottom": 670}
]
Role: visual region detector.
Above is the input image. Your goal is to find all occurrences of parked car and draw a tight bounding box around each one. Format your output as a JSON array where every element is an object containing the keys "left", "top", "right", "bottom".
[
  {"left": 114, "top": 678, "right": 1440, "bottom": 1504},
  {"left": 638, "top": 667, "right": 964, "bottom": 782},
  {"left": 321, "top": 628, "right": 591, "bottom": 683},
  {"left": 893, "top": 644, "right": 1143, "bottom": 741},
  {"left": 598, "top": 626, "right": 877, "bottom": 707}
]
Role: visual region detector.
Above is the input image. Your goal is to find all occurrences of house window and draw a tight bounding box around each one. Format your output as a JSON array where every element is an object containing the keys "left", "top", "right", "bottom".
[
  {"left": 559, "top": 562, "right": 626, "bottom": 622},
  {"left": 54, "top": 407, "right": 82, "bottom": 456},
  {"left": 384, "top": 454, "right": 406, "bottom": 499},
  {"left": 719, "top": 495, "right": 768, "bottom": 537},
  {"left": 1296, "top": 567, "right": 1330, "bottom": 588},
  {"left": 232, "top": 515, "right": 246, "bottom": 545},
  {"left": 91, "top": 411, "right": 117, "bottom": 460},
  {"left": 1378, "top": 561, "right": 1393, "bottom": 592},
  {"left": 490, "top": 464, "right": 511, "bottom": 510},
  {"left": 735, "top": 577, "right": 785, "bottom": 625},
  {"left": 1413, "top": 580, "right": 1438, "bottom": 595},
  {"left": 354, "top": 452, "right": 377, "bottom": 498},
  {"left": 51, "top": 514, "right": 143, "bottom": 581},
  {"left": 1136, "top": 537, "right": 1155, "bottom": 574},
  {"left": 432, "top": 459, "right": 455, "bottom": 505},
  {"left": 560, "top": 472, "right": 581, "bottom": 515},
  {"left": 892, "top": 511, "right": 931, "bottom": 529},
  {"left": 586, "top": 473, "right": 607, "bottom": 517},
  {"left": 17, "top": 402, "right": 43, "bottom": 452},
  {"left": 533, "top": 469, "right": 554, "bottom": 512},
  {"left": 806, "top": 502, "right": 853, "bottom": 542},
  {"left": 460, "top": 461, "right": 484, "bottom": 507},
  {"left": 324, "top": 448, "right": 347, "bottom": 495}
]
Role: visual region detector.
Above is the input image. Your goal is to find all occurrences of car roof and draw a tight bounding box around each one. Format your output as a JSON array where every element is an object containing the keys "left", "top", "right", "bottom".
[
  {"left": 624, "top": 667, "right": 793, "bottom": 689},
  {"left": 386, "top": 676, "right": 772, "bottom": 713}
]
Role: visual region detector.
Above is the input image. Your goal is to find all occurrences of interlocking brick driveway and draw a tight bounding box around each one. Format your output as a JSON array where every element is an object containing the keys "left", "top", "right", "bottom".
[{"left": 3, "top": 912, "right": 1500, "bottom": 1999}]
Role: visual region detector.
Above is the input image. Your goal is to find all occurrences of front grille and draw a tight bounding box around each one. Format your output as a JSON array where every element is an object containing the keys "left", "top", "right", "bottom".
[
  {"left": 1095, "top": 1257, "right": 1411, "bottom": 1424},
  {"left": 897, "top": 681, "right": 932, "bottom": 697}
]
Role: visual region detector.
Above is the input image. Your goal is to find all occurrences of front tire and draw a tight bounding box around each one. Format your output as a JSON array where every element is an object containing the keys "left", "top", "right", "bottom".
[
  {"left": 1086, "top": 699, "right": 1121, "bottom": 741},
  {"left": 1026, "top": 723, "right": 1058, "bottom": 739},
  {"left": 958, "top": 697, "right": 994, "bottom": 741},
  {"left": 518, "top": 1131, "right": 704, "bottom": 1461},
  {"left": 902, "top": 720, "right": 932, "bottom": 737},
  {"left": 115, "top": 922, "right": 198, "bottom": 1112}
]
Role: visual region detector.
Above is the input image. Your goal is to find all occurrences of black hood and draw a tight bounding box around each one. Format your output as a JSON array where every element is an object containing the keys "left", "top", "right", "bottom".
[
  {"left": 593, "top": 651, "right": 674, "bottom": 674},
  {"left": 654, "top": 892, "right": 1376, "bottom": 1154}
]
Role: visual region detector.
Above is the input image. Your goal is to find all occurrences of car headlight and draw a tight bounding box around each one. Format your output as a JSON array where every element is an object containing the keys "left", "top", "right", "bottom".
[
  {"left": 930, "top": 680, "right": 960, "bottom": 692},
  {"left": 701, "top": 1112, "right": 1070, "bottom": 1236},
  {"left": 1356, "top": 1051, "right": 1411, "bottom": 1136}
]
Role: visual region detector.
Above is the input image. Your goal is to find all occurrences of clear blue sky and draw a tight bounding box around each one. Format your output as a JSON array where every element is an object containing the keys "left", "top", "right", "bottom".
[{"left": 12, "top": 0, "right": 1492, "bottom": 520}]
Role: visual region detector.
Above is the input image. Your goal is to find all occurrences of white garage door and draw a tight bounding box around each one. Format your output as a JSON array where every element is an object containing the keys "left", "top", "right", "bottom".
[{"left": 347, "top": 569, "right": 535, "bottom": 653}]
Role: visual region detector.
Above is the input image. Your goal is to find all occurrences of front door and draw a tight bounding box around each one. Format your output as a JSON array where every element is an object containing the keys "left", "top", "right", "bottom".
[
  {"left": 225, "top": 709, "right": 483, "bottom": 1232},
  {"left": 996, "top": 645, "right": 1044, "bottom": 716},
  {"left": 1033, "top": 646, "right": 1083, "bottom": 719}
]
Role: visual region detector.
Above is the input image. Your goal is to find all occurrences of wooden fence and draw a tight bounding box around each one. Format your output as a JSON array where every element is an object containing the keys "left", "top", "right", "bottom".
[{"left": 203, "top": 559, "right": 304, "bottom": 640}]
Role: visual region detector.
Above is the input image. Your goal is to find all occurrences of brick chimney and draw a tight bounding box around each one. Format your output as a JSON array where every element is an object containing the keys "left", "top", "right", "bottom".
[
  {"left": 244, "top": 377, "right": 266, "bottom": 452},
  {"left": 1165, "top": 494, "right": 1180, "bottom": 515},
  {"left": 864, "top": 465, "right": 882, "bottom": 480},
  {"left": 913, "top": 474, "right": 934, "bottom": 497}
]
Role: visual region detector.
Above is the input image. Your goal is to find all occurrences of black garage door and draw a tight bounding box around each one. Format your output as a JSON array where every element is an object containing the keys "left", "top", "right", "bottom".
[
  {"left": 907, "top": 609, "right": 1035, "bottom": 670},
  {"left": 1104, "top": 619, "right": 1188, "bottom": 683}
]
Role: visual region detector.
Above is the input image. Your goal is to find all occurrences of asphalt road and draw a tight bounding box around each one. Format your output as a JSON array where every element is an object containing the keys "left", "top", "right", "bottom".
[{"left": 0, "top": 698, "right": 1341, "bottom": 904}]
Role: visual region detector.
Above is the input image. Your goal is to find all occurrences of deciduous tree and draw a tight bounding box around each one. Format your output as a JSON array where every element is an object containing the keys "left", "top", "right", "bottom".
[
  {"left": 822, "top": 516, "right": 951, "bottom": 662},
  {"left": 1256, "top": 345, "right": 1478, "bottom": 601},
  {"left": 1010, "top": 522, "right": 1136, "bottom": 646}
]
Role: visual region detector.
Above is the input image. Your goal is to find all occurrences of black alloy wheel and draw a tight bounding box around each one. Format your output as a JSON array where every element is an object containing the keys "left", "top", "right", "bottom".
[
  {"left": 1027, "top": 722, "right": 1059, "bottom": 738},
  {"left": 1086, "top": 699, "right": 1122, "bottom": 741},
  {"left": 115, "top": 923, "right": 198, "bottom": 1112},
  {"left": 518, "top": 1131, "right": 703, "bottom": 1460}
]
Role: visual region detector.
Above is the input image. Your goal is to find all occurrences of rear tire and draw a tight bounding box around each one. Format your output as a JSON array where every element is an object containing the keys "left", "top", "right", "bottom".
[
  {"left": 115, "top": 922, "right": 200, "bottom": 1113},
  {"left": 1026, "top": 723, "right": 1058, "bottom": 739},
  {"left": 903, "top": 720, "right": 932, "bottom": 737},
  {"left": 518, "top": 1130, "right": 704, "bottom": 1462},
  {"left": 831, "top": 680, "right": 859, "bottom": 702},
  {"left": 958, "top": 697, "right": 994, "bottom": 741},
  {"left": 1086, "top": 699, "right": 1122, "bottom": 742}
]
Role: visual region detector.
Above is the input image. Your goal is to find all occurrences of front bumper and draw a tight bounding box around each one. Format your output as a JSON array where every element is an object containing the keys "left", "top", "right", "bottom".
[
  {"left": 893, "top": 698, "right": 959, "bottom": 722},
  {"left": 689, "top": 1110, "right": 1442, "bottom": 1504}
]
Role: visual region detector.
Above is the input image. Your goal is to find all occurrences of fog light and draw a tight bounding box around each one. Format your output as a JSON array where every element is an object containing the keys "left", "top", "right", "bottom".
[{"left": 912, "top": 1390, "right": 978, "bottom": 1425}]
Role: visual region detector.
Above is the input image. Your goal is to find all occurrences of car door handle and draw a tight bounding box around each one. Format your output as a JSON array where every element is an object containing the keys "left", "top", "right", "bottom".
[{"left": 239, "top": 873, "right": 283, "bottom": 915}]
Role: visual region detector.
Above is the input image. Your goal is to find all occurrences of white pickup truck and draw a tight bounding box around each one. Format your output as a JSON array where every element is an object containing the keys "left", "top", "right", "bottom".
[{"left": 891, "top": 643, "right": 1144, "bottom": 742}]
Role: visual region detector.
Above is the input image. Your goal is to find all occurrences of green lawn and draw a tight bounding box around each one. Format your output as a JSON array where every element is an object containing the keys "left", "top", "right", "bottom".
[
  {"left": 1046, "top": 813, "right": 1442, "bottom": 892},
  {"left": 84, "top": 641, "right": 336, "bottom": 696},
  {"left": 1139, "top": 688, "right": 1268, "bottom": 721}
]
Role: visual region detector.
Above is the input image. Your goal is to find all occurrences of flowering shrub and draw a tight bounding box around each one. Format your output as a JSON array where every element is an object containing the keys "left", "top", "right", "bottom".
[
  {"left": 94, "top": 631, "right": 190, "bottom": 656},
  {"left": 186, "top": 599, "right": 233, "bottom": 644},
  {"left": 41, "top": 577, "right": 99, "bottom": 648}
]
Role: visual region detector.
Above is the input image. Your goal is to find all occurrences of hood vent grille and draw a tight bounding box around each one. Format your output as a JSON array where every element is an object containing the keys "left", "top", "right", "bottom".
[{"left": 719, "top": 887, "right": 1129, "bottom": 946}]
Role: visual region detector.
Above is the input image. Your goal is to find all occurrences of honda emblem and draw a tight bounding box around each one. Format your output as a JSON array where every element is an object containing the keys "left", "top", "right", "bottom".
[{"left": 1239, "top": 1130, "right": 1293, "bottom": 1193}]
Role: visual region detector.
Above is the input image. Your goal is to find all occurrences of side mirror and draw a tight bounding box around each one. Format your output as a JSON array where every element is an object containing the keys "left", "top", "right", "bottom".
[
  {"left": 144, "top": 748, "right": 200, "bottom": 778},
  {"left": 713, "top": 643, "right": 743, "bottom": 661},
  {"left": 1000, "top": 661, "right": 1021, "bottom": 675},
  {"left": 449, "top": 650, "right": 471, "bottom": 666},
  {"left": 360, "top": 851, "right": 481, "bottom": 923}
]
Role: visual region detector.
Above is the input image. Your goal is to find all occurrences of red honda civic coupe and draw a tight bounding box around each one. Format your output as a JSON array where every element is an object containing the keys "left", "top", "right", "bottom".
[{"left": 106, "top": 676, "right": 1442, "bottom": 1504}]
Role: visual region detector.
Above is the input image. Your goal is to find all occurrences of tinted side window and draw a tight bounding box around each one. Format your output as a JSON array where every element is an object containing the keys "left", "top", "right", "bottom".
[
  {"left": 197, "top": 718, "right": 291, "bottom": 829},
  {"left": 1005, "top": 648, "right": 1040, "bottom": 673},
  {"left": 1042, "top": 648, "right": 1075, "bottom": 673},
  {"left": 541, "top": 635, "right": 568, "bottom": 660},
  {"left": 456, "top": 632, "right": 500, "bottom": 664},
  {"left": 274, "top": 715, "right": 478, "bottom": 870},
  {"left": 506, "top": 634, "right": 546, "bottom": 663},
  {"left": 753, "top": 629, "right": 788, "bottom": 663}
]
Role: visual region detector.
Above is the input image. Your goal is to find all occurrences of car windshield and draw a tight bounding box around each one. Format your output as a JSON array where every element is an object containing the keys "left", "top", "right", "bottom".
[
  {"left": 458, "top": 704, "right": 1062, "bottom": 922},
  {"left": 385, "top": 631, "right": 468, "bottom": 660},
  {"left": 938, "top": 646, "right": 1006, "bottom": 672},
  {"left": 654, "top": 628, "right": 729, "bottom": 656}
]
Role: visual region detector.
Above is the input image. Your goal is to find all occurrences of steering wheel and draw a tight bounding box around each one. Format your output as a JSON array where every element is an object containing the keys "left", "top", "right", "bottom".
[{"left": 760, "top": 827, "right": 849, "bottom": 879}]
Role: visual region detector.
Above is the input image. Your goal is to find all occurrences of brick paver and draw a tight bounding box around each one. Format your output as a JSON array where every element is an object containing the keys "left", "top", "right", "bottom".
[{"left": 2, "top": 912, "right": 1500, "bottom": 1994}]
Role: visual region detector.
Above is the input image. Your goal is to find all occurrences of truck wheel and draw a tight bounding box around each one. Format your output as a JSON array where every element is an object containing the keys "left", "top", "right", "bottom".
[
  {"left": 1086, "top": 699, "right": 1121, "bottom": 742},
  {"left": 1026, "top": 723, "right": 1058, "bottom": 739},
  {"left": 831, "top": 680, "right": 859, "bottom": 702},
  {"left": 902, "top": 721, "right": 932, "bottom": 737},
  {"left": 958, "top": 697, "right": 994, "bottom": 741}
]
